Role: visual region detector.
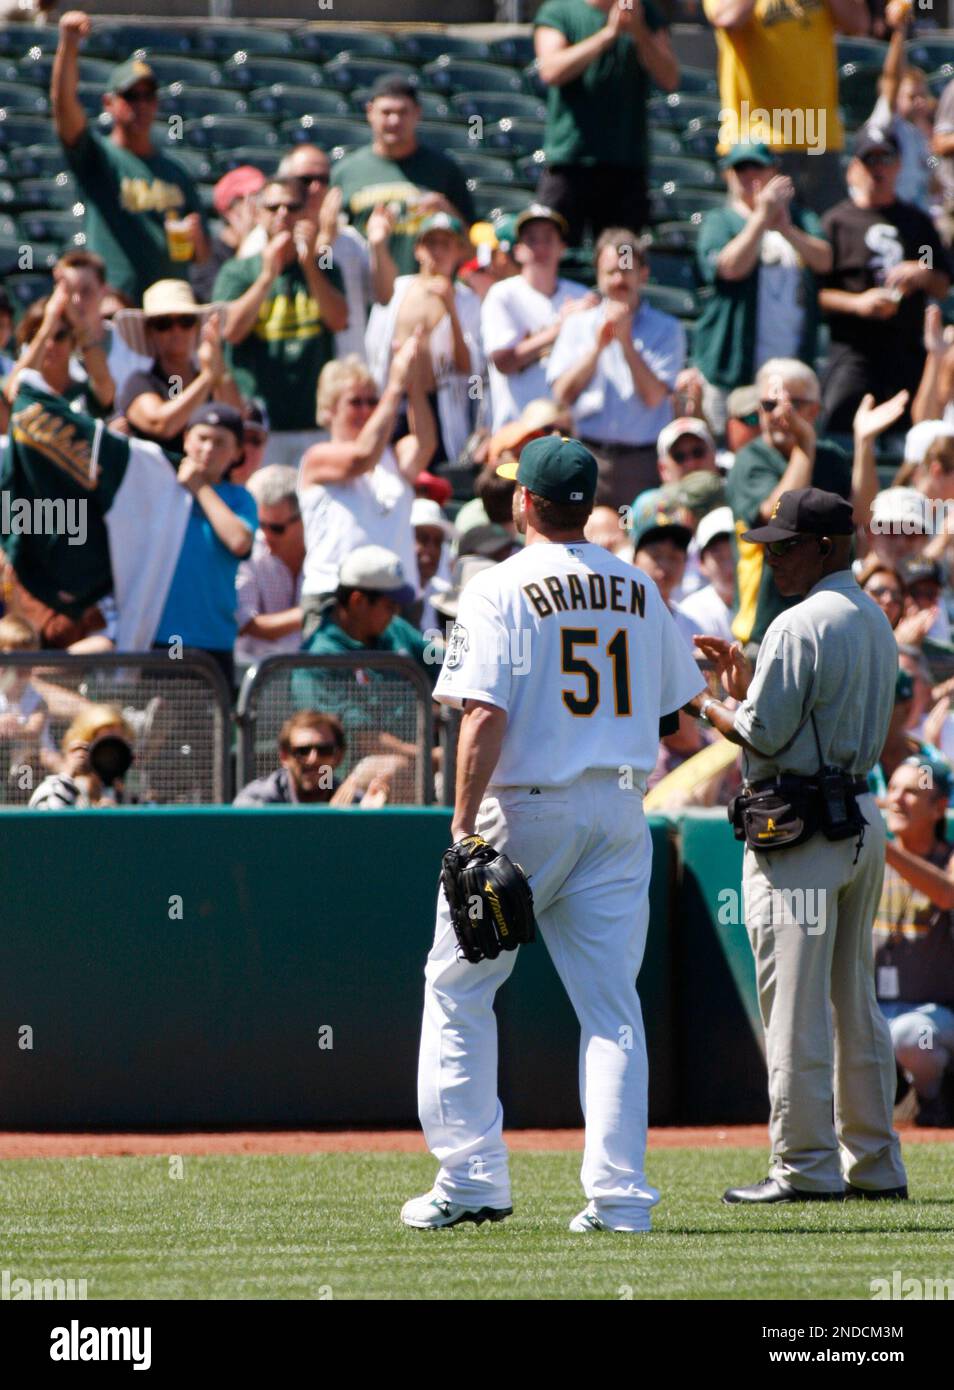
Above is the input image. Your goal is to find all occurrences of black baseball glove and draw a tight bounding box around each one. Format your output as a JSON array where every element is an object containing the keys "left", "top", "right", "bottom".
[{"left": 441, "top": 835, "right": 537, "bottom": 964}]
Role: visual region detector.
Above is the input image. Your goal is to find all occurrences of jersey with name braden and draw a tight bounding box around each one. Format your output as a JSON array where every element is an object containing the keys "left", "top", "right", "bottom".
[{"left": 434, "top": 540, "right": 704, "bottom": 788}]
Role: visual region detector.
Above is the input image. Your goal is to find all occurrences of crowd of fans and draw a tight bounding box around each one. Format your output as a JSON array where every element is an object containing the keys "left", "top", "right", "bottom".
[{"left": 1, "top": 4, "right": 954, "bottom": 1114}]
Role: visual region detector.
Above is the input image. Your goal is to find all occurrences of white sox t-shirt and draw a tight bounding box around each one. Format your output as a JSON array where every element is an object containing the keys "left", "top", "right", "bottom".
[{"left": 434, "top": 540, "right": 705, "bottom": 788}]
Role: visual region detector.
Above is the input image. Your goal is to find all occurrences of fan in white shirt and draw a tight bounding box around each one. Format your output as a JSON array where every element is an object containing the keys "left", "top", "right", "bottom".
[
  {"left": 298, "top": 334, "right": 435, "bottom": 611},
  {"left": 481, "top": 203, "right": 595, "bottom": 433},
  {"left": 675, "top": 506, "right": 736, "bottom": 643}
]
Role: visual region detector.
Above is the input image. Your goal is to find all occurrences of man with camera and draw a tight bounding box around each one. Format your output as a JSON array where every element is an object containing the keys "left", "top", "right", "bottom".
[
  {"left": 29, "top": 705, "right": 135, "bottom": 809},
  {"left": 688, "top": 487, "right": 908, "bottom": 1202}
]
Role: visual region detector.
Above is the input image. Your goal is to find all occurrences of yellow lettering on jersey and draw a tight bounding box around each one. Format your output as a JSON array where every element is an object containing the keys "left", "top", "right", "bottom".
[
  {"left": 587, "top": 573, "right": 607, "bottom": 609},
  {"left": 609, "top": 575, "right": 626, "bottom": 612},
  {"left": 523, "top": 581, "right": 553, "bottom": 617},
  {"left": 254, "top": 289, "right": 321, "bottom": 343},
  {"left": 119, "top": 176, "right": 185, "bottom": 215},
  {"left": 629, "top": 579, "right": 646, "bottom": 617},
  {"left": 566, "top": 572, "right": 587, "bottom": 610},
  {"left": 11, "top": 403, "right": 95, "bottom": 488},
  {"left": 544, "top": 575, "right": 568, "bottom": 612}
]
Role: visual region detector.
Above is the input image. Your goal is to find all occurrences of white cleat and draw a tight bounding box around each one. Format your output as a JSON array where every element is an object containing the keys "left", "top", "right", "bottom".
[
  {"left": 568, "top": 1201, "right": 650, "bottom": 1233},
  {"left": 401, "top": 1191, "right": 513, "bottom": 1230},
  {"left": 568, "top": 1202, "right": 607, "bottom": 1232}
]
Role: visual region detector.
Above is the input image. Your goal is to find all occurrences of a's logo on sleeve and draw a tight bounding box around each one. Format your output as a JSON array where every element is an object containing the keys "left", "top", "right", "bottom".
[{"left": 446, "top": 622, "right": 469, "bottom": 671}]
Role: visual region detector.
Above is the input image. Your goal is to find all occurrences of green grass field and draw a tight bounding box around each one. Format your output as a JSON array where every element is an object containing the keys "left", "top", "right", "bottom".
[{"left": 2, "top": 1146, "right": 953, "bottom": 1300}]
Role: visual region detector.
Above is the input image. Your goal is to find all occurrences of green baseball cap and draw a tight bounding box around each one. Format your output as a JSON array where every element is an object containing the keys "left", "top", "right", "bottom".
[
  {"left": 632, "top": 507, "right": 693, "bottom": 552},
  {"left": 720, "top": 142, "right": 776, "bottom": 170},
  {"left": 662, "top": 469, "right": 725, "bottom": 516},
  {"left": 416, "top": 212, "right": 466, "bottom": 242},
  {"left": 108, "top": 56, "right": 158, "bottom": 95},
  {"left": 493, "top": 213, "right": 519, "bottom": 252},
  {"left": 497, "top": 435, "right": 597, "bottom": 505}
]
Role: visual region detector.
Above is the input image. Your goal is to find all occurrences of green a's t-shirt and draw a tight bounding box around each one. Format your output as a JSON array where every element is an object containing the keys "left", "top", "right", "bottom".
[
  {"left": 726, "top": 437, "right": 852, "bottom": 647},
  {"left": 534, "top": 0, "right": 666, "bottom": 169},
  {"left": 62, "top": 127, "right": 203, "bottom": 303},
  {"left": 211, "top": 255, "right": 343, "bottom": 432},
  {"left": 332, "top": 144, "right": 475, "bottom": 276}
]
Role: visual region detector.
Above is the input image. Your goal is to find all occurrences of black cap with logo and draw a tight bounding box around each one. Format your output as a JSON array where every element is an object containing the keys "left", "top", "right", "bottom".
[{"left": 741, "top": 487, "right": 854, "bottom": 544}]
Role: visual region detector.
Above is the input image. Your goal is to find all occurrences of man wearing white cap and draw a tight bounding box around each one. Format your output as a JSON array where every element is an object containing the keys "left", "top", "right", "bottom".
[
  {"left": 656, "top": 417, "right": 719, "bottom": 485},
  {"left": 410, "top": 497, "right": 455, "bottom": 633},
  {"left": 676, "top": 506, "right": 735, "bottom": 642},
  {"left": 481, "top": 204, "right": 594, "bottom": 434},
  {"left": 866, "top": 487, "right": 932, "bottom": 567}
]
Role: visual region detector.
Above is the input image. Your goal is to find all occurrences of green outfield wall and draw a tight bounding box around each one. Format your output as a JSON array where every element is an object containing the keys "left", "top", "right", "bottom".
[{"left": 0, "top": 808, "right": 767, "bottom": 1129}]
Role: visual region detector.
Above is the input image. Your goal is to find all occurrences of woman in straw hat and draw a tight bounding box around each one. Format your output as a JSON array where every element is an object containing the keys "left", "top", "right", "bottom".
[{"left": 112, "top": 279, "right": 245, "bottom": 457}]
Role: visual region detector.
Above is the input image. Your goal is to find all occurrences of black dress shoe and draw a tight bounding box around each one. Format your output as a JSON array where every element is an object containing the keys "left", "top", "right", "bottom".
[
  {"left": 722, "top": 1176, "right": 846, "bottom": 1205},
  {"left": 845, "top": 1184, "right": 909, "bottom": 1200}
]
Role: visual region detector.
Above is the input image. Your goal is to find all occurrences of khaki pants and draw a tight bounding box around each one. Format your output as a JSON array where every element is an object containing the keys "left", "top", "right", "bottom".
[{"left": 743, "top": 794, "right": 906, "bottom": 1192}]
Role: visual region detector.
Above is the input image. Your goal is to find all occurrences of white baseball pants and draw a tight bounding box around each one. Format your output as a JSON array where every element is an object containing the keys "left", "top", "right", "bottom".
[{"left": 417, "top": 770, "right": 659, "bottom": 1230}]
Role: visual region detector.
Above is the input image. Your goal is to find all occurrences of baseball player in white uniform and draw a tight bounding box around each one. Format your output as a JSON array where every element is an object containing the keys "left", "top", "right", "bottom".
[{"left": 401, "top": 437, "right": 704, "bottom": 1232}]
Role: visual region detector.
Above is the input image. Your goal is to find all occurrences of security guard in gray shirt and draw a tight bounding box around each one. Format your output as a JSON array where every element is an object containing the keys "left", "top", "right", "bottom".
[{"left": 689, "top": 488, "right": 908, "bottom": 1202}]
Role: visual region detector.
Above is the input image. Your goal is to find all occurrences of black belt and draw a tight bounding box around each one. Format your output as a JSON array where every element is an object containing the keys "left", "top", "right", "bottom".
[{"left": 751, "top": 775, "right": 870, "bottom": 795}]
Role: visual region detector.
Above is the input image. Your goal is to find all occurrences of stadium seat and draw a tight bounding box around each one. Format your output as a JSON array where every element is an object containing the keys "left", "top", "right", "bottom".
[
  {"left": 837, "top": 62, "right": 882, "bottom": 125},
  {"left": 3, "top": 270, "right": 53, "bottom": 310},
  {"left": 652, "top": 156, "right": 720, "bottom": 190},
  {"left": 196, "top": 27, "right": 295, "bottom": 59},
  {"left": 492, "top": 35, "right": 536, "bottom": 69},
  {"left": 416, "top": 121, "right": 482, "bottom": 153},
  {"left": 15, "top": 145, "right": 68, "bottom": 180},
  {"left": 641, "top": 283, "right": 698, "bottom": 317},
  {"left": 910, "top": 38, "right": 954, "bottom": 71},
  {"left": 322, "top": 57, "right": 420, "bottom": 93},
  {"left": 560, "top": 248, "right": 597, "bottom": 288},
  {"left": 682, "top": 120, "right": 720, "bottom": 160},
  {"left": 294, "top": 27, "right": 398, "bottom": 62},
  {"left": 650, "top": 128, "right": 684, "bottom": 159},
  {"left": 835, "top": 36, "right": 887, "bottom": 66},
  {"left": 423, "top": 58, "right": 526, "bottom": 96},
  {"left": 26, "top": 240, "right": 62, "bottom": 271},
  {"left": 659, "top": 64, "right": 718, "bottom": 95},
  {"left": 651, "top": 219, "right": 700, "bottom": 251},
  {"left": 144, "top": 56, "right": 225, "bottom": 89},
  {"left": 403, "top": 33, "right": 494, "bottom": 65},
  {"left": 461, "top": 152, "right": 519, "bottom": 186},
  {"left": 647, "top": 248, "right": 698, "bottom": 292},
  {"left": 523, "top": 62, "right": 547, "bottom": 99},
  {"left": 160, "top": 147, "right": 213, "bottom": 181},
  {"left": 76, "top": 82, "right": 107, "bottom": 116},
  {"left": 219, "top": 147, "right": 283, "bottom": 175},
  {"left": 350, "top": 87, "right": 449, "bottom": 120},
  {"left": 222, "top": 55, "right": 325, "bottom": 91},
  {"left": 929, "top": 67, "right": 954, "bottom": 99},
  {"left": 514, "top": 150, "right": 546, "bottom": 187},
  {"left": 450, "top": 91, "right": 548, "bottom": 123},
  {"left": 85, "top": 24, "right": 194, "bottom": 60},
  {"left": 0, "top": 235, "right": 23, "bottom": 274},
  {"left": 650, "top": 93, "right": 722, "bottom": 128},
  {"left": 0, "top": 114, "right": 52, "bottom": 149},
  {"left": 19, "top": 53, "right": 113, "bottom": 88},
  {"left": 651, "top": 186, "right": 725, "bottom": 221},
  {"left": 249, "top": 85, "right": 351, "bottom": 119},
  {"left": 158, "top": 86, "right": 248, "bottom": 118},
  {"left": 14, "top": 176, "right": 76, "bottom": 211},
  {"left": 182, "top": 115, "right": 278, "bottom": 151},
  {"left": 471, "top": 185, "right": 528, "bottom": 221},
  {"left": 279, "top": 115, "right": 368, "bottom": 148},
  {"left": 0, "top": 25, "right": 58, "bottom": 57},
  {"left": 0, "top": 80, "right": 49, "bottom": 113},
  {"left": 485, "top": 118, "right": 546, "bottom": 158}
]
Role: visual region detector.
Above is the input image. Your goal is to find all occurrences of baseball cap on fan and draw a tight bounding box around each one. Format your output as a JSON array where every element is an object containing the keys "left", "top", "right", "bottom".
[
  {"left": 108, "top": 56, "right": 158, "bottom": 95},
  {"left": 496, "top": 435, "right": 598, "bottom": 505},
  {"left": 338, "top": 545, "right": 416, "bottom": 605}
]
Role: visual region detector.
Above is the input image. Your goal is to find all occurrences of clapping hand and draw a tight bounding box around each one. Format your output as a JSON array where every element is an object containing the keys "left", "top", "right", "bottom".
[
  {"left": 694, "top": 635, "right": 753, "bottom": 701},
  {"left": 853, "top": 389, "right": 910, "bottom": 443}
]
